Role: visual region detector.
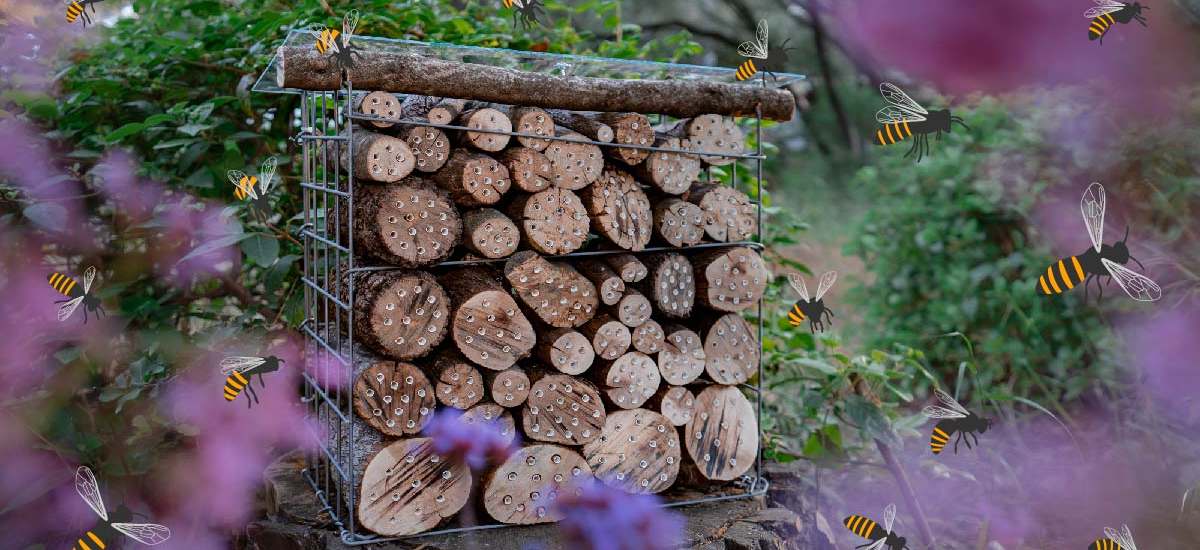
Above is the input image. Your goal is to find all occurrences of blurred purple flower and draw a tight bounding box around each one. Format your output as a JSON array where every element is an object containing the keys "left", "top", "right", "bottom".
[
  {"left": 422, "top": 410, "right": 518, "bottom": 469},
  {"left": 1122, "top": 304, "right": 1200, "bottom": 423},
  {"left": 554, "top": 481, "right": 683, "bottom": 550},
  {"left": 95, "top": 151, "right": 163, "bottom": 222}
]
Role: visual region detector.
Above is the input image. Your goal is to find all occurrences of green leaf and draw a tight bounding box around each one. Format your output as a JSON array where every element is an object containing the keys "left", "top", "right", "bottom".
[
  {"left": 105, "top": 122, "right": 147, "bottom": 142},
  {"left": 240, "top": 234, "right": 280, "bottom": 267},
  {"left": 177, "top": 231, "right": 248, "bottom": 264},
  {"left": 177, "top": 123, "right": 212, "bottom": 137}
]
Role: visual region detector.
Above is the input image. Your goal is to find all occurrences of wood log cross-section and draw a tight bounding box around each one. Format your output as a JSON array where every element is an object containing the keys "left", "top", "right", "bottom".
[
  {"left": 353, "top": 361, "right": 437, "bottom": 436},
  {"left": 485, "top": 366, "right": 530, "bottom": 409},
  {"left": 637, "top": 253, "right": 695, "bottom": 319},
  {"left": 497, "top": 147, "right": 554, "bottom": 192},
  {"left": 535, "top": 328, "right": 595, "bottom": 376},
  {"left": 685, "top": 385, "right": 758, "bottom": 481},
  {"left": 582, "top": 408, "right": 680, "bottom": 494},
  {"left": 357, "top": 91, "right": 402, "bottom": 129},
  {"left": 598, "top": 112, "right": 653, "bottom": 166},
  {"left": 341, "top": 130, "right": 416, "bottom": 183},
  {"left": 631, "top": 137, "right": 700, "bottom": 195},
  {"left": 631, "top": 319, "right": 665, "bottom": 355},
  {"left": 352, "top": 270, "right": 449, "bottom": 361},
  {"left": 605, "top": 254, "right": 648, "bottom": 283},
  {"left": 582, "top": 314, "right": 631, "bottom": 361},
  {"left": 459, "top": 403, "right": 518, "bottom": 445},
  {"left": 457, "top": 107, "right": 512, "bottom": 152},
  {"left": 577, "top": 260, "right": 625, "bottom": 306},
  {"left": 483, "top": 444, "right": 594, "bottom": 525},
  {"left": 657, "top": 326, "right": 705, "bottom": 386},
  {"left": 504, "top": 251, "right": 598, "bottom": 328},
  {"left": 582, "top": 168, "right": 652, "bottom": 251},
  {"left": 688, "top": 184, "right": 758, "bottom": 242},
  {"left": 703, "top": 313, "right": 760, "bottom": 385},
  {"left": 442, "top": 267, "right": 536, "bottom": 371},
  {"left": 397, "top": 124, "right": 451, "bottom": 173},
  {"left": 595, "top": 351, "right": 661, "bottom": 410},
  {"left": 506, "top": 188, "right": 589, "bottom": 255},
  {"left": 614, "top": 289, "right": 652, "bottom": 328},
  {"left": 352, "top": 178, "right": 461, "bottom": 267},
  {"left": 653, "top": 198, "right": 706, "bottom": 247},
  {"left": 500, "top": 106, "right": 555, "bottom": 151},
  {"left": 431, "top": 351, "right": 484, "bottom": 410},
  {"left": 543, "top": 131, "right": 604, "bottom": 190},
  {"left": 663, "top": 115, "right": 746, "bottom": 166},
  {"left": 358, "top": 437, "right": 472, "bottom": 536},
  {"left": 433, "top": 151, "right": 511, "bottom": 207},
  {"left": 462, "top": 208, "right": 520, "bottom": 259},
  {"left": 648, "top": 385, "right": 696, "bottom": 426},
  {"left": 523, "top": 374, "right": 606, "bottom": 446},
  {"left": 694, "top": 247, "right": 768, "bottom": 312},
  {"left": 547, "top": 110, "right": 614, "bottom": 143}
]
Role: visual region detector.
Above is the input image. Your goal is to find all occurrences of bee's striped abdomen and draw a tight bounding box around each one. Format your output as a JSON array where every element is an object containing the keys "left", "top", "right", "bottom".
[
  {"left": 1089, "top": 13, "right": 1115, "bottom": 40},
  {"left": 843, "top": 515, "right": 881, "bottom": 540},
  {"left": 874, "top": 121, "right": 913, "bottom": 146},
  {"left": 48, "top": 272, "right": 79, "bottom": 298},
  {"left": 234, "top": 175, "right": 255, "bottom": 200},
  {"left": 787, "top": 303, "right": 806, "bottom": 327},
  {"left": 930, "top": 425, "right": 950, "bottom": 454},
  {"left": 66, "top": 2, "right": 83, "bottom": 23},
  {"left": 503, "top": 0, "right": 515, "bottom": 7},
  {"left": 735, "top": 59, "right": 757, "bottom": 81},
  {"left": 1088, "top": 538, "right": 1124, "bottom": 550},
  {"left": 1037, "top": 256, "right": 1086, "bottom": 296},
  {"left": 74, "top": 531, "right": 106, "bottom": 550},
  {"left": 224, "top": 370, "right": 249, "bottom": 402},
  {"left": 315, "top": 29, "right": 339, "bottom": 54}
]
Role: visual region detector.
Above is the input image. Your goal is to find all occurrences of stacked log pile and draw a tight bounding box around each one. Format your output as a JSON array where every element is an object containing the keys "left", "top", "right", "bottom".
[{"left": 298, "top": 51, "right": 784, "bottom": 535}]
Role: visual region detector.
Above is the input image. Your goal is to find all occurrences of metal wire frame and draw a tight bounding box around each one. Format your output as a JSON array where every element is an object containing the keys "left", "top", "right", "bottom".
[{"left": 297, "top": 75, "right": 773, "bottom": 546}]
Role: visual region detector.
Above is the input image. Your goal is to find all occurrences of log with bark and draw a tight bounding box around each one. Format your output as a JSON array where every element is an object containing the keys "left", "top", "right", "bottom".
[
  {"left": 657, "top": 325, "right": 706, "bottom": 386},
  {"left": 353, "top": 361, "right": 437, "bottom": 436},
  {"left": 613, "top": 289, "right": 652, "bottom": 328},
  {"left": 430, "top": 351, "right": 484, "bottom": 410},
  {"left": 647, "top": 385, "right": 696, "bottom": 426},
  {"left": 350, "top": 270, "right": 449, "bottom": 360},
  {"left": 351, "top": 177, "right": 461, "bottom": 267},
  {"left": 546, "top": 110, "right": 614, "bottom": 143},
  {"left": 339, "top": 129, "right": 416, "bottom": 183},
  {"left": 456, "top": 107, "right": 512, "bottom": 152},
  {"left": 358, "top": 437, "right": 472, "bottom": 536},
  {"left": 631, "top": 319, "right": 664, "bottom": 355},
  {"left": 400, "top": 96, "right": 466, "bottom": 124},
  {"left": 635, "top": 253, "right": 695, "bottom": 319},
  {"left": 594, "top": 351, "right": 661, "bottom": 410},
  {"left": 433, "top": 151, "right": 511, "bottom": 207},
  {"left": 693, "top": 247, "right": 768, "bottom": 312},
  {"left": 581, "top": 408, "right": 680, "bottom": 494},
  {"left": 397, "top": 124, "right": 451, "bottom": 173},
  {"left": 497, "top": 147, "right": 553, "bottom": 192},
  {"left": 703, "top": 313, "right": 759, "bottom": 385},
  {"left": 461, "top": 208, "right": 520, "bottom": 259},
  {"left": 688, "top": 184, "right": 757, "bottom": 242},
  {"left": 581, "top": 168, "right": 652, "bottom": 251},
  {"left": 543, "top": 131, "right": 604, "bottom": 190},
  {"left": 276, "top": 48, "right": 797, "bottom": 121},
  {"left": 459, "top": 403, "right": 518, "bottom": 445},
  {"left": 441, "top": 267, "right": 536, "bottom": 370},
  {"left": 485, "top": 366, "right": 530, "bottom": 408},
  {"left": 596, "top": 112, "right": 653, "bottom": 166},
  {"left": 505, "top": 188, "right": 589, "bottom": 255},
  {"left": 653, "top": 197, "right": 706, "bottom": 247},
  {"left": 497, "top": 105, "right": 554, "bottom": 151},
  {"left": 483, "top": 444, "right": 594, "bottom": 524},
  {"left": 503, "top": 251, "right": 598, "bottom": 328},
  {"left": 522, "top": 373, "right": 606, "bottom": 446},
  {"left": 535, "top": 328, "right": 595, "bottom": 376},
  {"left": 581, "top": 314, "right": 631, "bottom": 361},
  {"left": 604, "top": 254, "right": 648, "bottom": 283},
  {"left": 685, "top": 385, "right": 757, "bottom": 481},
  {"left": 630, "top": 137, "right": 700, "bottom": 195},
  {"left": 357, "top": 91, "right": 402, "bottom": 129},
  {"left": 661, "top": 115, "right": 746, "bottom": 166},
  {"left": 576, "top": 260, "right": 625, "bottom": 306}
]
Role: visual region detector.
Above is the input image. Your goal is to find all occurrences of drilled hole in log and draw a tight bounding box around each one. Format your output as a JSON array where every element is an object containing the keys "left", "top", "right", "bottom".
[
  {"left": 486, "top": 366, "right": 531, "bottom": 408},
  {"left": 483, "top": 444, "right": 594, "bottom": 524},
  {"left": 582, "top": 314, "right": 631, "bottom": 361},
  {"left": 693, "top": 247, "right": 768, "bottom": 312},
  {"left": 504, "top": 251, "right": 598, "bottom": 328},
  {"left": 631, "top": 319, "right": 664, "bottom": 355},
  {"left": 595, "top": 351, "right": 661, "bottom": 410},
  {"left": 544, "top": 131, "right": 604, "bottom": 190},
  {"left": 653, "top": 197, "right": 705, "bottom": 247},
  {"left": 358, "top": 437, "right": 472, "bottom": 536},
  {"left": 497, "top": 147, "right": 554, "bottom": 192},
  {"left": 536, "top": 328, "right": 595, "bottom": 376},
  {"left": 657, "top": 326, "right": 705, "bottom": 386},
  {"left": 462, "top": 208, "right": 520, "bottom": 259},
  {"left": 685, "top": 385, "right": 757, "bottom": 481},
  {"left": 582, "top": 168, "right": 652, "bottom": 251},
  {"left": 689, "top": 184, "right": 757, "bottom": 242},
  {"left": 703, "top": 313, "right": 759, "bottom": 385},
  {"left": 582, "top": 408, "right": 680, "bottom": 493},
  {"left": 353, "top": 361, "right": 437, "bottom": 436},
  {"left": 522, "top": 374, "right": 606, "bottom": 446},
  {"left": 507, "top": 188, "right": 589, "bottom": 255}
]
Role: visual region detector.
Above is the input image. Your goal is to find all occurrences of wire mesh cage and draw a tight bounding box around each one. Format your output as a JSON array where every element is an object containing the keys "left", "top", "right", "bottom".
[{"left": 259, "top": 30, "right": 803, "bottom": 545}]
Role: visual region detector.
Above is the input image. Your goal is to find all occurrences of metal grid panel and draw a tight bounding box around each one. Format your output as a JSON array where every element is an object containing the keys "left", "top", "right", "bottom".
[{"left": 297, "top": 79, "right": 771, "bottom": 546}]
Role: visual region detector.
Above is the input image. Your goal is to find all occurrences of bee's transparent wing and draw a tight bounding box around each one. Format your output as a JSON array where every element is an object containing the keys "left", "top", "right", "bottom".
[
  {"left": 737, "top": 20, "right": 769, "bottom": 59},
  {"left": 82, "top": 265, "right": 97, "bottom": 294},
  {"left": 58, "top": 296, "right": 85, "bottom": 321},
  {"left": 876, "top": 106, "right": 926, "bottom": 124},
  {"left": 882, "top": 503, "right": 896, "bottom": 534},
  {"left": 343, "top": 9, "right": 360, "bottom": 41},
  {"left": 512, "top": 0, "right": 526, "bottom": 7},
  {"left": 75, "top": 466, "right": 108, "bottom": 522},
  {"left": 787, "top": 273, "right": 809, "bottom": 302},
  {"left": 227, "top": 170, "right": 258, "bottom": 200},
  {"left": 258, "top": 156, "right": 278, "bottom": 195},
  {"left": 864, "top": 539, "right": 887, "bottom": 550},
  {"left": 923, "top": 405, "right": 968, "bottom": 419},
  {"left": 112, "top": 523, "right": 171, "bottom": 545},
  {"left": 1103, "top": 525, "right": 1137, "bottom": 550},
  {"left": 1084, "top": 6, "right": 1125, "bottom": 17},
  {"left": 814, "top": 271, "right": 838, "bottom": 301},
  {"left": 879, "top": 82, "right": 929, "bottom": 116},
  {"left": 1102, "top": 258, "right": 1162, "bottom": 302},
  {"left": 1081, "top": 182, "right": 1106, "bottom": 252},
  {"left": 221, "top": 356, "right": 266, "bottom": 375},
  {"left": 933, "top": 388, "right": 971, "bottom": 415}
]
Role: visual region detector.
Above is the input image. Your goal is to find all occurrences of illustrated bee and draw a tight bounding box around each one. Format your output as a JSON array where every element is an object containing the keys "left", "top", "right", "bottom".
[
  {"left": 1086, "top": 0, "right": 1148, "bottom": 44},
  {"left": 844, "top": 503, "right": 909, "bottom": 550},
  {"left": 312, "top": 10, "right": 361, "bottom": 78},
  {"left": 502, "top": 0, "right": 546, "bottom": 29},
  {"left": 73, "top": 466, "right": 170, "bottom": 549},
  {"left": 49, "top": 265, "right": 106, "bottom": 323},
  {"left": 227, "top": 156, "right": 277, "bottom": 215},
  {"left": 735, "top": 19, "right": 795, "bottom": 82},
  {"left": 1037, "top": 182, "right": 1161, "bottom": 302},
  {"left": 922, "top": 388, "right": 992, "bottom": 455},
  {"left": 1089, "top": 523, "right": 1139, "bottom": 550},
  {"left": 874, "top": 82, "right": 969, "bottom": 163},
  {"left": 66, "top": 0, "right": 104, "bottom": 28},
  {"left": 221, "top": 355, "right": 285, "bottom": 408},
  {"left": 786, "top": 271, "right": 837, "bottom": 333}
]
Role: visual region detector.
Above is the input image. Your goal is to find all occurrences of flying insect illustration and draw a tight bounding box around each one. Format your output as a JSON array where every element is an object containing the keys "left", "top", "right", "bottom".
[
  {"left": 1086, "top": 1, "right": 1148, "bottom": 44},
  {"left": 502, "top": 0, "right": 546, "bottom": 29},
  {"left": 844, "top": 503, "right": 910, "bottom": 550},
  {"left": 786, "top": 271, "right": 837, "bottom": 333},
  {"left": 922, "top": 388, "right": 993, "bottom": 455},
  {"left": 72, "top": 466, "right": 170, "bottom": 549},
  {"left": 735, "top": 19, "right": 795, "bottom": 81},
  {"left": 1036, "top": 182, "right": 1161, "bottom": 302},
  {"left": 221, "top": 355, "right": 285, "bottom": 408},
  {"left": 66, "top": 0, "right": 104, "bottom": 28},
  {"left": 312, "top": 10, "right": 361, "bottom": 78},
  {"left": 48, "top": 265, "right": 105, "bottom": 323},
  {"left": 874, "top": 82, "right": 968, "bottom": 163},
  {"left": 227, "top": 156, "right": 277, "bottom": 215},
  {"left": 1088, "top": 523, "right": 1139, "bottom": 550}
]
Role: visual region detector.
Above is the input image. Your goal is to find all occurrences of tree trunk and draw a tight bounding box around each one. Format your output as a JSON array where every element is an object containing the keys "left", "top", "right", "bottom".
[
  {"left": 581, "top": 408, "right": 680, "bottom": 494},
  {"left": 521, "top": 373, "right": 606, "bottom": 446},
  {"left": 702, "top": 313, "right": 759, "bottom": 385},
  {"left": 503, "top": 251, "right": 598, "bottom": 328},
  {"left": 482, "top": 444, "right": 594, "bottom": 524},
  {"left": 687, "top": 184, "right": 757, "bottom": 242},
  {"left": 432, "top": 150, "right": 511, "bottom": 207},
  {"left": 461, "top": 208, "right": 520, "bottom": 259},
  {"left": 441, "top": 267, "right": 536, "bottom": 371},
  {"left": 581, "top": 168, "right": 652, "bottom": 251},
  {"left": 353, "top": 360, "right": 437, "bottom": 436},
  {"left": 505, "top": 188, "right": 589, "bottom": 255},
  {"left": 351, "top": 178, "right": 461, "bottom": 267},
  {"left": 535, "top": 327, "right": 595, "bottom": 375},
  {"left": 692, "top": 247, "right": 768, "bottom": 312},
  {"left": 684, "top": 385, "right": 757, "bottom": 481}
]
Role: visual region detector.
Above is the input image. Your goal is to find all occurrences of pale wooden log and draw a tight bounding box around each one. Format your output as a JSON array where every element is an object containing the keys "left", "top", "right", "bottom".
[
  {"left": 503, "top": 251, "right": 598, "bottom": 328},
  {"left": 594, "top": 352, "right": 661, "bottom": 410},
  {"left": 535, "top": 328, "right": 594, "bottom": 375},
  {"left": 662, "top": 115, "right": 745, "bottom": 166},
  {"left": 522, "top": 373, "right": 606, "bottom": 446},
  {"left": 581, "top": 314, "right": 631, "bottom": 361},
  {"left": 653, "top": 197, "right": 705, "bottom": 247},
  {"left": 485, "top": 366, "right": 530, "bottom": 408},
  {"left": 581, "top": 168, "right": 652, "bottom": 251},
  {"left": 441, "top": 267, "right": 536, "bottom": 370},
  {"left": 399, "top": 96, "right": 466, "bottom": 124},
  {"left": 613, "top": 289, "right": 652, "bottom": 328},
  {"left": 547, "top": 110, "right": 614, "bottom": 143},
  {"left": 352, "top": 270, "right": 449, "bottom": 360},
  {"left": 693, "top": 247, "right": 768, "bottom": 312},
  {"left": 582, "top": 408, "right": 680, "bottom": 494},
  {"left": 357, "top": 91, "right": 402, "bottom": 129},
  {"left": 431, "top": 351, "right": 484, "bottom": 410},
  {"left": 703, "top": 313, "right": 759, "bottom": 385},
  {"left": 276, "top": 48, "right": 797, "bottom": 121},
  {"left": 685, "top": 385, "right": 757, "bottom": 481},
  {"left": 635, "top": 253, "right": 695, "bottom": 319},
  {"left": 497, "top": 147, "right": 553, "bottom": 192},
  {"left": 597, "top": 112, "right": 653, "bottom": 166},
  {"left": 341, "top": 129, "right": 416, "bottom": 183},
  {"left": 433, "top": 151, "right": 511, "bottom": 207},
  {"left": 483, "top": 444, "right": 594, "bottom": 524},
  {"left": 543, "top": 130, "right": 604, "bottom": 190},
  {"left": 658, "top": 325, "right": 705, "bottom": 385},
  {"left": 353, "top": 361, "right": 437, "bottom": 436},
  {"left": 631, "top": 319, "right": 664, "bottom": 355},
  {"left": 604, "top": 254, "right": 647, "bottom": 283},
  {"left": 358, "top": 437, "right": 472, "bottom": 536},
  {"left": 688, "top": 184, "right": 757, "bottom": 242},
  {"left": 454, "top": 107, "right": 512, "bottom": 152},
  {"left": 505, "top": 188, "right": 588, "bottom": 255},
  {"left": 351, "top": 177, "right": 461, "bottom": 267},
  {"left": 397, "top": 124, "right": 451, "bottom": 173},
  {"left": 462, "top": 208, "right": 520, "bottom": 259},
  {"left": 647, "top": 385, "right": 696, "bottom": 426},
  {"left": 629, "top": 137, "right": 700, "bottom": 195},
  {"left": 460, "top": 403, "right": 518, "bottom": 445},
  {"left": 497, "top": 105, "right": 554, "bottom": 151},
  {"left": 576, "top": 260, "right": 625, "bottom": 306}
]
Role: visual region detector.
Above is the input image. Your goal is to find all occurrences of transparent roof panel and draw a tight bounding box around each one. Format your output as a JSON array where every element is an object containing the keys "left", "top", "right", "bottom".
[{"left": 253, "top": 28, "right": 805, "bottom": 95}]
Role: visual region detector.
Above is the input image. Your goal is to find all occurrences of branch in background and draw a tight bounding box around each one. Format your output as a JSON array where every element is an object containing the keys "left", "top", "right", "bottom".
[
  {"left": 805, "top": 2, "right": 860, "bottom": 155},
  {"left": 638, "top": 20, "right": 741, "bottom": 49}
]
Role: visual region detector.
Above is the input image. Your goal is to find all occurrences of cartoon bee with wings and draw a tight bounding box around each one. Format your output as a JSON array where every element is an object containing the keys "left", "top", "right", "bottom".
[
  {"left": 48, "top": 265, "right": 105, "bottom": 323},
  {"left": 1036, "top": 182, "right": 1161, "bottom": 303},
  {"left": 874, "top": 82, "right": 968, "bottom": 163},
  {"left": 72, "top": 466, "right": 170, "bottom": 549},
  {"left": 922, "top": 388, "right": 992, "bottom": 455},
  {"left": 65, "top": 0, "right": 104, "bottom": 28},
  {"left": 1086, "top": 1, "right": 1148, "bottom": 44},
  {"left": 1088, "top": 523, "right": 1139, "bottom": 550},
  {"left": 221, "top": 355, "right": 284, "bottom": 408},
  {"left": 227, "top": 156, "right": 277, "bottom": 215},
  {"left": 734, "top": 19, "right": 795, "bottom": 81},
  {"left": 786, "top": 271, "right": 837, "bottom": 333},
  {"left": 312, "top": 10, "right": 362, "bottom": 79},
  {"left": 502, "top": 0, "right": 546, "bottom": 29},
  {"left": 844, "top": 503, "right": 910, "bottom": 550}
]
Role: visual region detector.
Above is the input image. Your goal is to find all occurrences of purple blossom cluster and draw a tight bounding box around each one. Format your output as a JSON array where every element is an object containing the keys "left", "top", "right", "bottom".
[
  {"left": 422, "top": 410, "right": 519, "bottom": 469},
  {"left": 554, "top": 480, "right": 684, "bottom": 550}
]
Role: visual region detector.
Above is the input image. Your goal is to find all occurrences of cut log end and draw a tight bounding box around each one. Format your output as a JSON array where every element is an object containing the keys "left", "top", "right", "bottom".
[
  {"left": 483, "top": 445, "right": 594, "bottom": 524},
  {"left": 443, "top": 268, "right": 536, "bottom": 371},
  {"left": 652, "top": 386, "right": 696, "bottom": 426},
  {"left": 523, "top": 374, "right": 606, "bottom": 446},
  {"left": 428, "top": 98, "right": 468, "bottom": 125},
  {"left": 583, "top": 168, "right": 652, "bottom": 251},
  {"left": 399, "top": 125, "right": 451, "bottom": 173},
  {"left": 597, "top": 352, "right": 661, "bottom": 410},
  {"left": 498, "top": 147, "right": 554, "bottom": 192},
  {"left": 354, "top": 179, "right": 461, "bottom": 267},
  {"left": 695, "top": 247, "right": 768, "bottom": 312},
  {"left": 508, "top": 188, "right": 589, "bottom": 255},
  {"left": 600, "top": 112, "right": 653, "bottom": 166},
  {"left": 353, "top": 361, "right": 437, "bottom": 436},
  {"left": 458, "top": 107, "right": 513, "bottom": 152},
  {"left": 577, "top": 260, "right": 625, "bottom": 306},
  {"left": 690, "top": 184, "right": 757, "bottom": 242},
  {"left": 536, "top": 328, "right": 595, "bottom": 375},
  {"left": 631, "top": 319, "right": 665, "bottom": 355},
  {"left": 544, "top": 131, "right": 604, "bottom": 190},
  {"left": 462, "top": 208, "right": 520, "bottom": 259},
  {"left": 358, "top": 91, "right": 402, "bottom": 129},
  {"left": 614, "top": 289, "right": 652, "bottom": 328},
  {"left": 675, "top": 115, "right": 746, "bottom": 166},
  {"left": 459, "top": 403, "right": 518, "bottom": 445},
  {"left": 508, "top": 107, "right": 555, "bottom": 151},
  {"left": 344, "top": 130, "right": 417, "bottom": 183},
  {"left": 653, "top": 198, "right": 706, "bottom": 247},
  {"left": 432, "top": 352, "right": 484, "bottom": 410},
  {"left": 640, "top": 253, "right": 695, "bottom": 319},
  {"left": 358, "top": 437, "right": 472, "bottom": 536},
  {"left": 704, "top": 313, "right": 759, "bottom": 385},
  {"left": 633, "top": 137, "right": 700, "bottom": 195},
  {"left": 685, "top": 385, "right": 757, "bottom": 481},
  {"left": 504, "top": 251, "right": 599, "bottom": 328},
  {"left": 548, "top": 110, "right": 614, "bottom": 143},
  {"left": 356, "top": 271, "right": 450, "bottom": 360},
  {"left": 605, "top": 254, "right": 648, "bottom": 283},
  {"left": 583, "top": 314, "right": 632, "bottom": 361},
  {"left": 487, "top": 366, "right": 531, "bottom": 408},
  {"left": 582, "top": 408, "right": 680, "bottom": 493},
  {"left": 434, "top": 151, "right": 511, "bottom": 207},
  {"left": 658, "top": 326, "right": 705, "bottom": 386}
]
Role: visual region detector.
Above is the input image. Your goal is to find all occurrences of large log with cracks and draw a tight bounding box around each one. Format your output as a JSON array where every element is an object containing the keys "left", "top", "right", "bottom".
[
  {"left": 433, "top": 151, "right": 511, "bottom": 207},
  {"left": 658, "top": 325, "right": 706, "bottom": 385},
  {"left": 504, "top": 251, "right": 598, "bottom": 328},
  {"left": 635, "top": 253, "right": 695, "bottom": 319},
  {"left": 277, "top": 48, "right": 797, "bottom": 121},
  {"left": 693, "top": 247, "right": 768, "bottom": 312},
  {"left": 703, "top": 313, "right": 759, "bottom": 385},
  {"left": 359, "top": 437, "right": 473, "bottom": 536},
  {"left": 353, "top": 361, "right": 437, "bottom": 436},
  {"left": 483, "top": 444, "right": 594, "bottom": 524},
  {"left": 535, "top": 328, "right": 595, "bottom": 375},
  {"left": 582, "top": 168, "right": 652, "bottom": 251},
  {"left": 506, "top": 188, "right": 589, "bottom": 255},
  {"left": 351, "top": 178, "right": 461, "bottom": 267},
  {"left": 441, "top": 267, "right": 535, "bottom": 370},
  {"left": 351, "top": 270, "right": 449, "bottom": 360},
  {"left": 685, "top": 385, "right": 757, "bottom": 481},
  {"left": 688, "top": 184, "right": 757, "bottom": 243},
  {"left": 461, "top": 208, "right": 520, "bottom": 259},
  {"left": 582, "top": 408, "right": 680, "bottom": 494},
  {"left": 522, "top": 373, "right": 606, "bottom": 446},
  {"left": 630, "top": 137, "right": 700, "bottom": 195},
  {"left": 594, "top": 351, "right": 661, "bottom": 410},
  {"left": 430, "top": 351, "right": 484, "bottom": 410}
]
